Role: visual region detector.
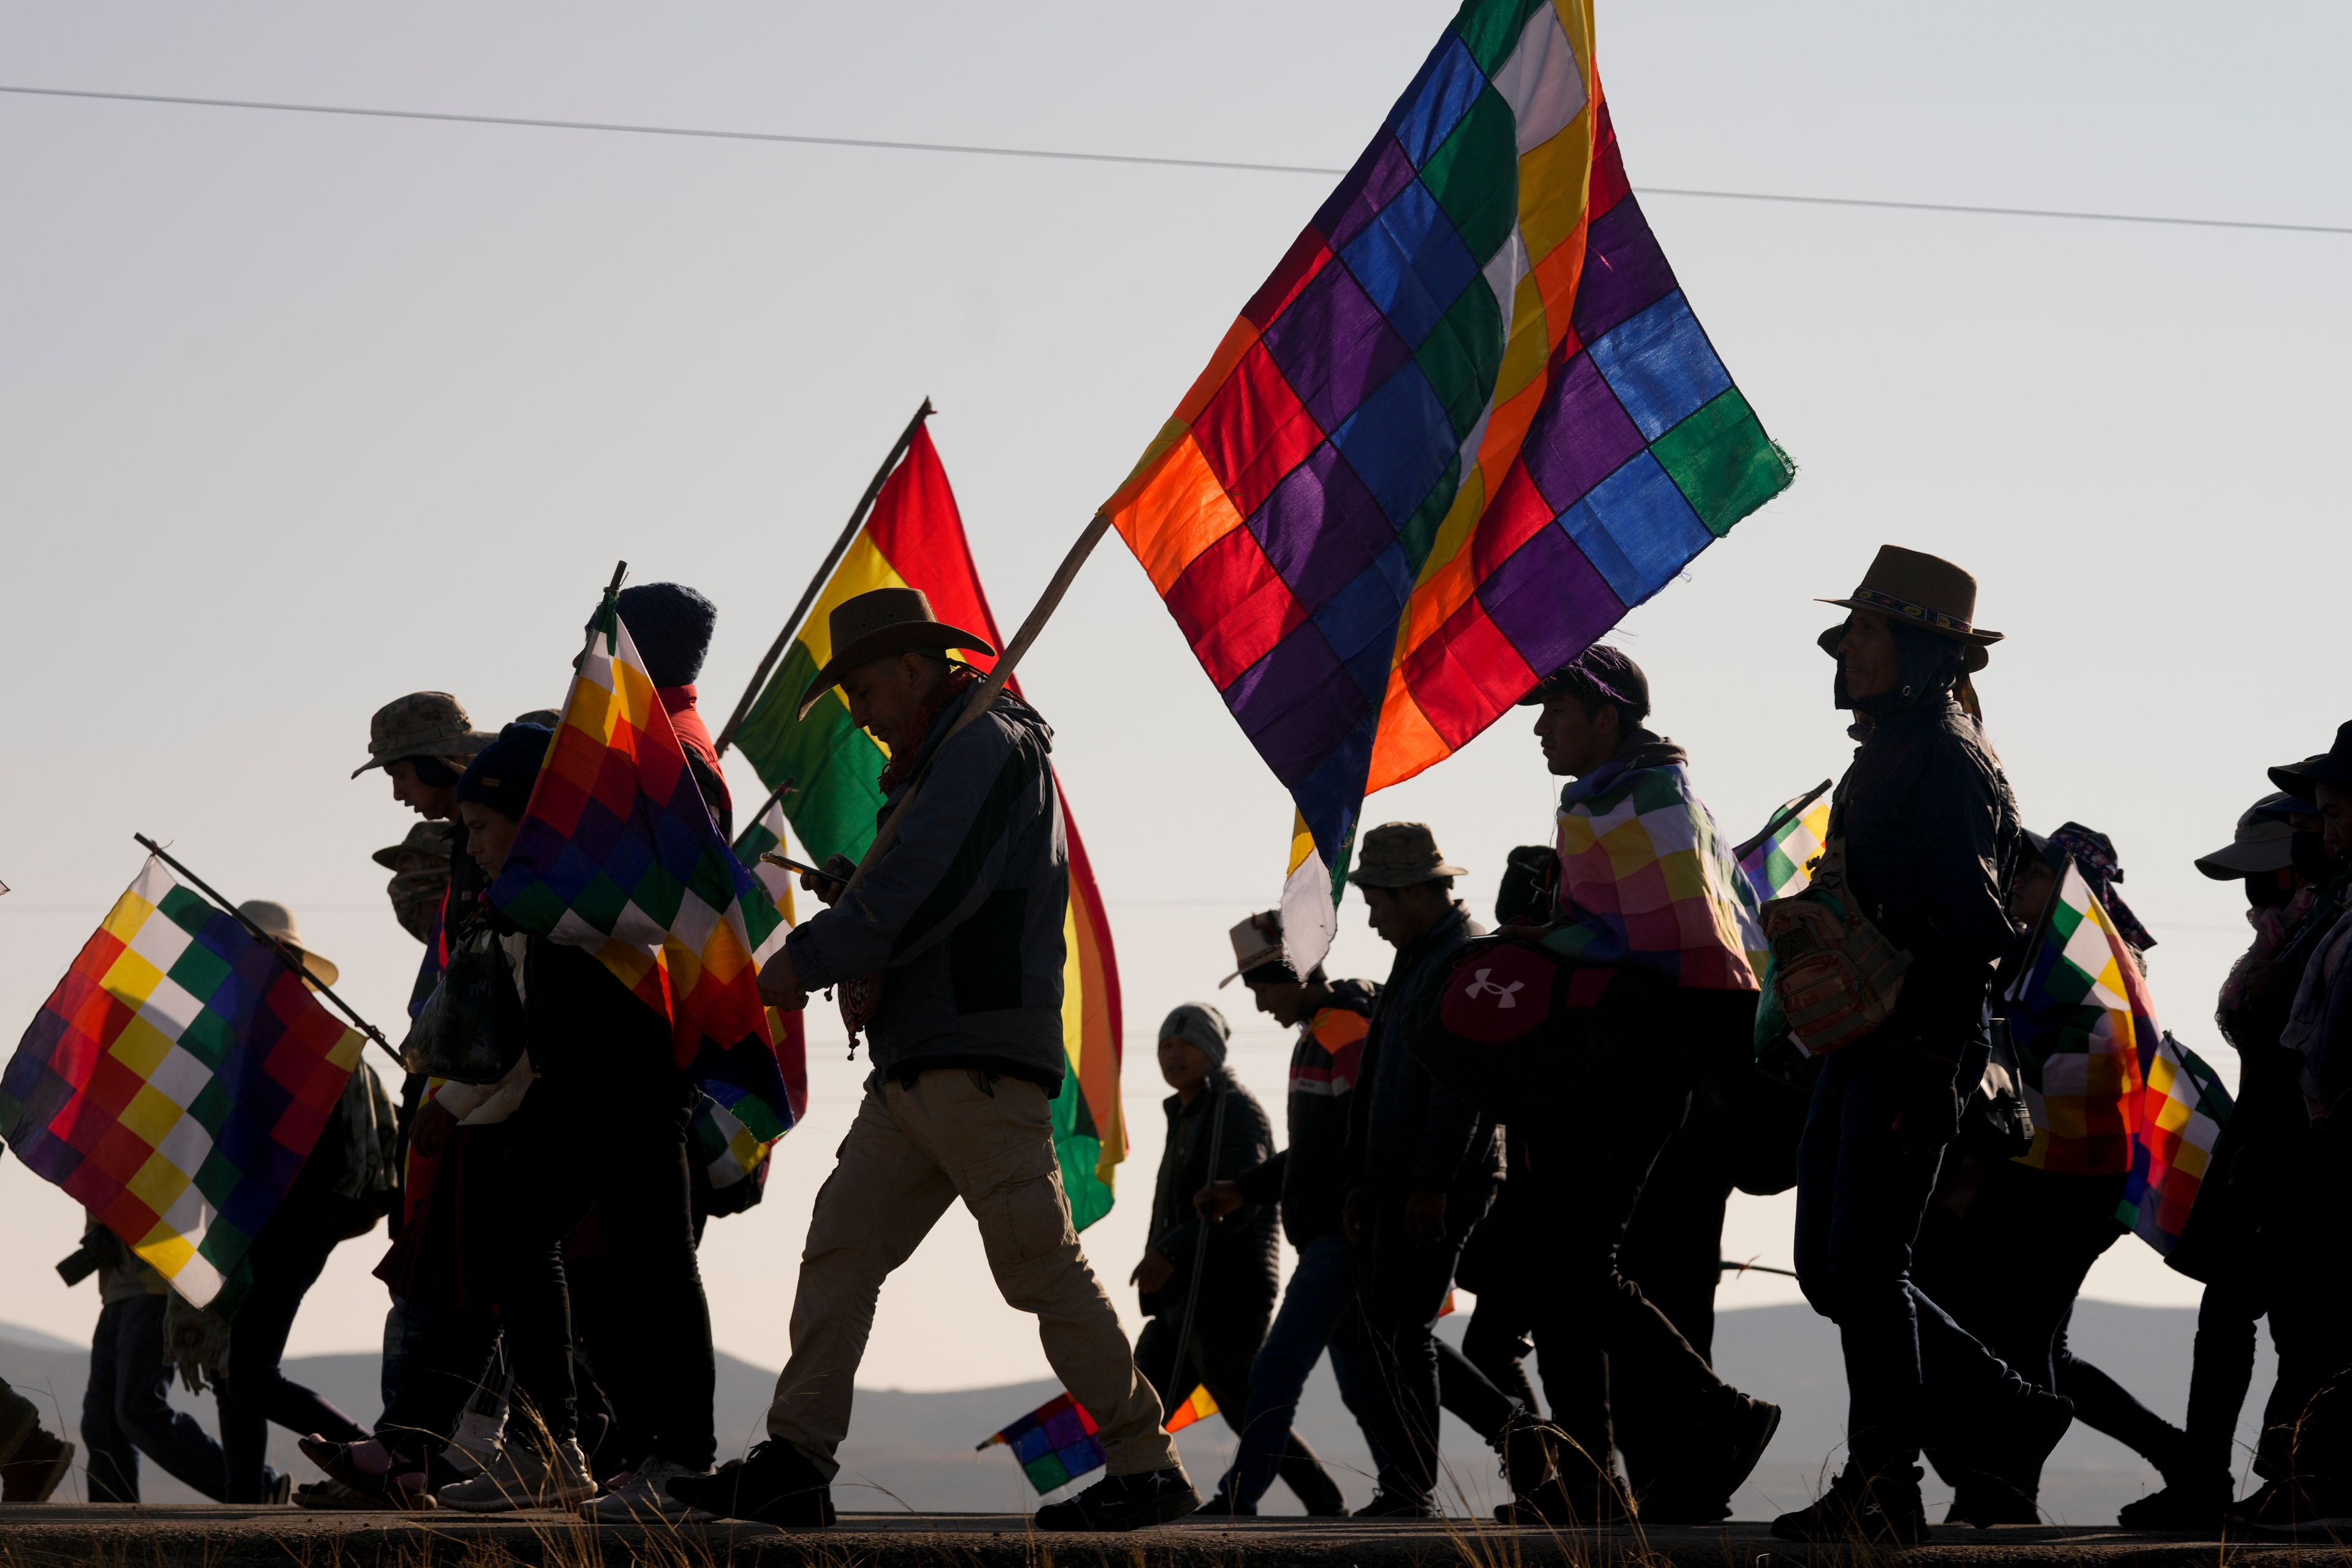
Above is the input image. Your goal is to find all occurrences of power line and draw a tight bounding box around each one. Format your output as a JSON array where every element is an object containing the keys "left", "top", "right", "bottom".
[{"left": 5, "top": 81, "right": 2348, "bottom": 238}]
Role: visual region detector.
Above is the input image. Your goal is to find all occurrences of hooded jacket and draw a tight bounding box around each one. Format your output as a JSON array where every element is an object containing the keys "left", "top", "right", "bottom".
[
  {"left": 1834, "top": 687, "right": 2019, "bottom": 1058},
  {"left": 1349, "top": 902, "right": 1499, "bottom": 1203},
  {"left": 784, "top": 684, "right": 1069, "bottom": 1093},
  {"left": 1233, "top": 979, "right": 1379, "bottom": 1248}
]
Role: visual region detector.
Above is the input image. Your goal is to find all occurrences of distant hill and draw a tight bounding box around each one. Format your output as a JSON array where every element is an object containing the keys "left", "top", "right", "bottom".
[{"left": 0, "top": 1302, "right": 2266, "bottom": 1523}]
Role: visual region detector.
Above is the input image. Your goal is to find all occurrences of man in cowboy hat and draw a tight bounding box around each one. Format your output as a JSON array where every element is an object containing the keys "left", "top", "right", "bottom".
[
  {"left": 674, "top": 588, "right": 1196, "bottom": 1532},
  {"left": 1773, "top": 546, "right": 2061, "bottom": 1545}
]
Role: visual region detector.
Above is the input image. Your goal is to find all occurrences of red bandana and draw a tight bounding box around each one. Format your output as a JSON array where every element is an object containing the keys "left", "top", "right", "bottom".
[
  {"left": 657, "top": 684, "right": 730, "bottom": 815},
  {"left": 878, "top": 666, "right": 983, "bottom": 795}
]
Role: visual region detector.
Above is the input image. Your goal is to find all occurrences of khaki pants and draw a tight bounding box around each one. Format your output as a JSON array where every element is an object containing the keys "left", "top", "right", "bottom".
[{"left": 766, "top": 1070, "right": 1177, "bottom": 1480}]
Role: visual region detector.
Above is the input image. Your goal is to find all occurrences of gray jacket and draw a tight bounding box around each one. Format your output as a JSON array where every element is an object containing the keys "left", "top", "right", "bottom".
[{"left": 784, "top": 684, "right": 1069, "bottom": 1093}]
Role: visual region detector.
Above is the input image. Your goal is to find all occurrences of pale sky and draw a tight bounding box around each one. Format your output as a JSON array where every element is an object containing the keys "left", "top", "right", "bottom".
[{"left": 2, "top": 2, "right": 2347, "bottom": 1393}]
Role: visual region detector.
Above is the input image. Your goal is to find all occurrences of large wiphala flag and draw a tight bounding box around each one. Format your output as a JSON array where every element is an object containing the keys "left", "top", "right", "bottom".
[{"left": 1102, "top": 0, "right": 1791, "bottom": 967}]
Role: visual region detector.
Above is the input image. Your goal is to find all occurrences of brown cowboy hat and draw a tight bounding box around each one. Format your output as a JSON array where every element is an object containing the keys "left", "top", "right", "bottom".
[
  {"left": 797, "top": 587, "right": 995, "bottom": 719},
  {"left": 1815, "top": 545, "right": 2004, "bottom": 673}
]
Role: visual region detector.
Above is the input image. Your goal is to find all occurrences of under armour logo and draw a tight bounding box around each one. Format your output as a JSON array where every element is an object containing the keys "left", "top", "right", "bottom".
[{"left": 1461, "top": 969, "right": 1524, "bottom": 1008}]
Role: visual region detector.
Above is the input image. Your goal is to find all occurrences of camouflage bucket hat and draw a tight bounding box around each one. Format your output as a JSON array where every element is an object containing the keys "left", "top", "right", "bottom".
[
  {"left": 372, "top": 820, "right": 458, "bottom": 871},
  {"left": 353, "top": 692, "right": 496, "bottom": 778}
]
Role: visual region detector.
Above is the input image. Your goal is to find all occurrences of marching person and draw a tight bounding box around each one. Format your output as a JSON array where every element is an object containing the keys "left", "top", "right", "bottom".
[
  {"left": 1771, "top": 548, "right": 2062, "bottom": 1545},
  {"left": 1132, "top": 1003, "right": 1343, "bottom": 1517},
  {"left": 1196, "top": 914, "right": 1389, "bottom": 1515},
  {"left": 674, "top": 589, "right": 1193, "bottom": 1532},
  {"left": 1501, "top": 644, "right": 1782, "bottom": 1522}
]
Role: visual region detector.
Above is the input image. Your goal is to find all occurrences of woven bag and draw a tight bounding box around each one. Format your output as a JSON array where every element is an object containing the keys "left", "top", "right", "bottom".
[{"left": 1758, "top": 828, "right": 1910, "bottom": 1054}]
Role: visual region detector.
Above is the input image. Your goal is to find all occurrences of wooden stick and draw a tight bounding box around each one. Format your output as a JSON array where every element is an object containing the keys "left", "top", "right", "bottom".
[
  {"left": 836, "top": 513, "right": 1112, "bottom": 902},
  {"left": 132, "top": 834, "right": 401, "bottom": 1065},
  {"left": 1732, "top": 777, "right": 1833, "bottom": 861},
  {"left": 714, "top": 398, "right": 936, "bottom": 757}
]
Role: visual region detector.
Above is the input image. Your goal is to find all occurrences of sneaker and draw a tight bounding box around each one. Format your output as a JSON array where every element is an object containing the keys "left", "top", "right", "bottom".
[
  {"left": 299, "top": 1436, "right": 437, "bottom": 1512},
  {"left": 1352, "top": 1487, "right": 1438, "bottom": 1519},
  {"left": 1496, "top": 1471, "right": 1632, "bottom": 1527},
  {"left": 1771, "top": 1466, "right": 1929, "bottom": 1545},
  {"left": 586, "top": 1458, "right": 716, "bottom": 1524},
  {"left": 2117, "top": 1477, "right": 2229, "bottom": 1531},
  {"left": 436, "top": 1437, "right": 596, "bottom": 1513},
  {"left": 1946, "top": 1479, "right": 2038, "bottom": 1527},
  {"left": 1033, "top": 1466, "right": 1201, "bottom": 1531},
  {"left": 665, "top": 1440, "right": 834, "bottom": 1528},
  {"left": 0, "top": 1430, "right": 75, "bottom": 1503},
  {"left": 265, "top": 1467, "right": 293, "bottom": 1506}
]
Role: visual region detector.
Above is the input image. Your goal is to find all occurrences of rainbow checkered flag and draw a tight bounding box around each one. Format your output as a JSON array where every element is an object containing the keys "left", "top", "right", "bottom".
[
  {"left": 1738, "top": 782, "right": 1832, "bottom": 903},
  {"left": 2125, "top": 1030, "right": 2232, "bottom": 1255},
  {"left": 978, "top": 1391, "right": 1106, "bottom": 1496},
  {"left": 1, "top": 858, "right": 364, "bottom": 1306},
  {"left": 492, "top": 592, "right": 804, "bottom": 1155}
]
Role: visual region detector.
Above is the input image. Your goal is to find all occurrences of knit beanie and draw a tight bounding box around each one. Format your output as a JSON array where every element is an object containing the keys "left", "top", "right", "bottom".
[
  {"left": 616, "top": 582, "right": 718, "bottom": 688},
  {"left": 1159, "top": 1002, "right": 1230, "bottom": 1067},
  {"left": 455, "top": 723, "right": 552, "bottom": 821}
]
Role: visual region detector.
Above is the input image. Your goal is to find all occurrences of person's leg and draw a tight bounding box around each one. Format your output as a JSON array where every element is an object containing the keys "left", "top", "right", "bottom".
[
  {"left": 82, "top": 1302, "right": 140, "bottom": 1503},
  {"left": 375, "top": 1308, "right": 501, "bottom": 1471},
  {"left": 1195, "top": 1306, "right": 1341, "bottom": 1515},
  {"left": 381, "top": 1298, "right": 429, "bottom": 1419},
  {"left": 1460, "top": 1295, "right": 1539, "bottom": 1415},
  {"left": 901, "top": 1072, "right": 1175, "bottom": 1478},
  {"left": 764, "top": 1090, "right": 959, "bottom": 1479},
  {"left": 1131, "top": 1315, "right": 1179, "bottom": 1408},
  {"left": 222, "top": 1232, "right": 362, "bottom": 1502},
  {"left": 585, "top": 1093, "right": 717, "bottom": 1471},
  {"left": 493, "top": 1098, "right": 599, "bottom": 1449},
  {"left": 1226, "top": 1237, "right": 1352, "bottom": 1510},
  {"left": 108, "top": 1294, "right": 232, "bottom": 1499},
  {"left": 2185, "top": 1282, "right": 2261, "bottom": 1482},
  {"left": 1360, "top": 1202, "right": 1490, "bottom": 1498}
]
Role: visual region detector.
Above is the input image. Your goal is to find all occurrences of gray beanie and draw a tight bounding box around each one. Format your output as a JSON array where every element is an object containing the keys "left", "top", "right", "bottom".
[{"left": 1159, "top": 1002, "right": 1230, "bottom": 1067}]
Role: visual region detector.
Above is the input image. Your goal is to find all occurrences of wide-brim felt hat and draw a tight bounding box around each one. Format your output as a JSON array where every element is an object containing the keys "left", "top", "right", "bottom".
[
  {"left": 1817, "top": 545, "right": 2003, "bottom": 674},
  {"left": 797, "top": 587, "right": 995, "bottom": 719},
  {"left": 237, "top": 900, "right": 339, "bottom": 990},
  {"left": 2269, "top": 722, "right": 2352, "bottom": 797},
  {"left": 1351, "top": 822, "right": 1468, "bottom": 888}
]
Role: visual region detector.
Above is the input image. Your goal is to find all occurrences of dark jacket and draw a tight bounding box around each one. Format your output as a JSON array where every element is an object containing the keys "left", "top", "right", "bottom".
[
  {"left": 1834, "top": 693, "right": 2019, "bottom": 1058},
  {"left": 1142, "top": 1067, "right": 1278, "bottom": 1319},
  {"left": 1234, "top": 981, "right": 1378, "bottom": 1249},
  {"left": 1350, "top": 902, "right": 1499, "bottom": 1204},
  {"left": 784, "top": 685, "right": 1069, "bottom": 1093},
  {"left": 517, "top": 925, "right": 693, "bottom": 1115}
]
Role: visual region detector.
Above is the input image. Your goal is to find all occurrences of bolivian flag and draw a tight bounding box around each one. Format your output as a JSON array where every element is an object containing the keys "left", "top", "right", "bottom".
[{"left": 731, "top": 425, "right": 1126, "bottom": 1227}]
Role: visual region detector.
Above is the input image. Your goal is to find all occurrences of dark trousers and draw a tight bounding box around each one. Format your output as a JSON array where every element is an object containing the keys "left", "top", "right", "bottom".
[
  {"left": 1518, "top": 1046, "right": 1741, "bottom": 1480},
  {"left": 1913, "top": 1160, "right": 2180, "bottom": 1491},
  {"left": 217, "top": 1226, "right": 369, "bottom": 1502},
  {"left": 2255, "top": 1125, "right": 2352, "bottom": 1484},
  {"left": 1357, "top": 1186, "right": 1520, "bottom": 1497},
  {"left": 1134, "top": 1300, "right": 1343, "bottom": 1513},
  {"left": 1795, "top": 1039, "right": 2026, "bottom": 1475},
  {"left": 82, "top": 1295, "right": 230, "bottom": 1502},
  {"left": 377, "top": 1306, "right": 500, "bottom": 1468},
  {"left": 494, "top": 1083, "right": 717, "bottom": 1468},
  {"left": 2187, "top": 1280, "right": 2266, "bottom": 1483}
]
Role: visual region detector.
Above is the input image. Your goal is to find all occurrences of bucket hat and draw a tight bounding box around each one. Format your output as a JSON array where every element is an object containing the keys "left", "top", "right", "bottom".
[
  {"left": 2269, "top": 722, "right": 2352, "bottom": 797},
  {"left": 353, "top": 692, "right": 496, "bottom": 778},
  {"left": 1815, "top": 546, "right": 2003, "bottom": 673},
  {"left": 373, "top": 821, "right": 457, "bottom": 872},
  {"left": 238, "top": 900, "right": 339, "bottom": 989},
  {"left": 797, "top": 588, "right": 995, "bottom": 719},
  {"left": 1351, "top": 823, "right": 1467, "bottom": 889}
]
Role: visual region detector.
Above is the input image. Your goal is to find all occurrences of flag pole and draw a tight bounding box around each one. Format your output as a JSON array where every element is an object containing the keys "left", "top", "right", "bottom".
[
  {"left": 835, "top": 513, "right": 1112, "bottom": 902},
  {"left": 130, "top": 834, "right": 402, "bottom": 1066},
  {"left": 1732, "top": 778, "right": 1833, "bottom": 861},
  {"left": 714, "top": 397, "right": 937, "bottom": 758}
]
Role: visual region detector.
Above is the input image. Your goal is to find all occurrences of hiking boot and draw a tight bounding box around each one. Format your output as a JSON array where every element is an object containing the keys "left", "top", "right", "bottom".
[
  {"left": 1354, "top": 1487, "right": 1438, "bottom": 1518},
  {"left": 1771, "top": 1466, "right": 1929, "bottom": 1545},
  {"left": 1033, "top": 1466, "right": 1200, "bottom": 1531},
  {"left": 1692, "top": 1394, "right": 1782, "bottom": 1504},
  {"left": 300, "top": 1436, "right": 437, "bottom": 1511},
  {"left": 1494, "top": 1411, "right": 1567, "bottom": 1496},
  {"left": 0, "top": 1430, "right": 75, "bottom": 1504},
  {"left": 436, "top": 1437, "right": 595, "bottom": 1513},
  {"left": 665, "top": 1440, "right": 834, "bottom": 1528},
  {"left": 1946, "top": 1479, "right": 2038, "bottom": 1526},
  {"left": 587, "top": 1458, "right": 715, "bottom": 1524},
  {"left": 2117, "top": 1477, "right": 2230, "bottom": 1531}
]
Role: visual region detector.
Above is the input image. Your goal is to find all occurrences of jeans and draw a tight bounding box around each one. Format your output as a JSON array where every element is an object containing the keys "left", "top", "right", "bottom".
[
  {"left": 82, "top": 1295, "right": 231, "bottom": 1502},
  {"left": 1222, "top": 1235, "right": 1390, "bottom": 1509},
  {"left": 381, "top": 1297, "right": 430, "bottom": 1415},
  {"left": 1358, "top": 1187, "right": 1520, "bottom": 1497},
  {"left": 217, "top": 1227, "right": 369, "bottom": 1502},
  {"left": 1134, "top": 1300, "right": 1342, "bottom": 1513},
  {"left": 1795, "top": 1039, "right": 2025, "bottom": 1474},
  {"left": 494, "top": 1079, "right": 717, "bottom": 1468}
]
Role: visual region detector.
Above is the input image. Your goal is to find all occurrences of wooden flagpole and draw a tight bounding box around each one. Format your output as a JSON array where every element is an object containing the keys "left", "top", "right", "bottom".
[
  {"left": 714, "top": 397, "right": 937, "bottom": 758},
  {"left": 131, "top": 834, "right": 402, "bottom": 1066}
]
